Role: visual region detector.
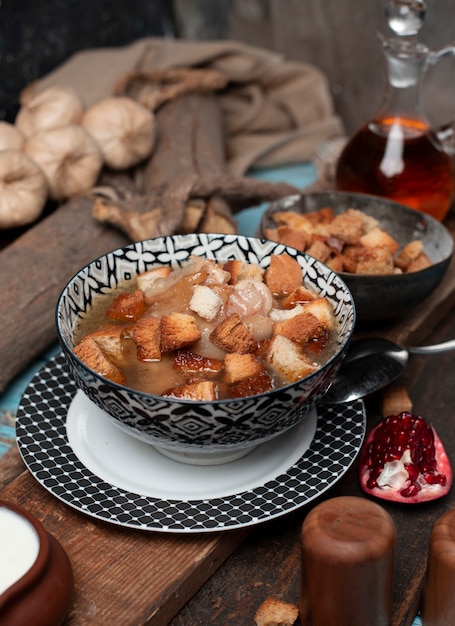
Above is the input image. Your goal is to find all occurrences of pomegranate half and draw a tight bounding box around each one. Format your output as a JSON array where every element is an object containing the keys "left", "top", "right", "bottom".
[{"left": 359, "top": 412, "right": 452, "bottom": 504}]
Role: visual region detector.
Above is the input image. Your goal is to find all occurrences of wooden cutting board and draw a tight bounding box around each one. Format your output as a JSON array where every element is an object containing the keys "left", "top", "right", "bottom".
[{"left": 0, "top": 463, "right": 251, "bottom": 625}]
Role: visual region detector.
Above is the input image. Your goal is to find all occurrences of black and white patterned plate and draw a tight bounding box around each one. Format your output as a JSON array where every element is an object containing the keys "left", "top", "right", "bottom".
[{"left": 16, "top": 353, "right": 366, "bottom": 533}]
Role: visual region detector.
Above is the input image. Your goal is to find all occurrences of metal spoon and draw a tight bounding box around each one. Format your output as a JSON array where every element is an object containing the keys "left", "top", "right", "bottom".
[{"left": 322, "top": 337, "right": 455, "bottom": 405}]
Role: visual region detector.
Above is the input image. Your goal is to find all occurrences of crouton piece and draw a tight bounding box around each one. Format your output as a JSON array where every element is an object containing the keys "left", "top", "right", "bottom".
[
  {"left": 394, "top": 240, "right": 424, "bottom": 271},
  {"left": 173, "top": 350, "right": 223, "bottom": 376},
  {"left": 160, "top": 313, "right": 201, "bottom": 352},
  {"left": 342, "top": 243, "right": 368, "bottom": 263},
  {"left": 162, "top": 380, "right": 218, "bottom": 401},
  {"left": 132, "top": 316, "right": 161, "bottom": 361},
  {"left": 264, "top": 226, "right": 308, "bottom": 251},
  {"left": 229, "top": 370, "right": 273, "bottom": 398},
  {"left": 407, "top": 252, "right": 432, "bottom": 272},
  {"left": 224, "top": 259, "right": 265, "bottom": 284},
  {"left": 189, "top": 285, "right": 223, "bottom": 321},
  {"left": 263, "top": 228, "right": 281, "bottom": 243},
  {"left": 306, "top": 206, "right": 336, "bottom": 225},
  {"left": 325, "top": 254, "right": 345, "bottom": 273},
  {"left": 327, "top": 208, "right": 367, "bottom": 244},
  {"left": 210, "top": 313, "right": 257, "bottom": 354},
  {"left": 106, "top": 289, "right": 146, "bottom": 321},
  {"left": 74, "top": 338, "right": 126, "bottom": 385},
  {"left": 274, "top": 312, "right": 329, "bottom": 346},
  {"left": 265, "top": 253, "right": 303, "bottom": 296},
  {"left": 305, "top": 239, "right": 332, "bottom": 263},
  {"left": 356, "top": 247, "right": 395, "bottom": 275},
  {"left": 136, "top": 267, "right": 172, "bottom": 293},
  {"left": 362, "top": 212, "right": 381, "bottom": 232},
  {"left": 181, "top": 256, "right": 230, "bottom": 285},
  {"left": 270, "top": 210, "right": 315, "bottom": 235},
  {"left": 338, "top": 255, "right": 357, "bottom": 273},
  {"left": 224, "top": 353, "right": 266, "bottom": 384},
  {"left": 254, "top": 597, "right": 298, "bottom": 626},
  {"left": 267, "top": 334, "right": 319, "bottom": 383},
  {"left": 381, "top": 385, "right": 413, "bottom": 417},
  {"left": 79, "top": 324, "right": 126, "bottom": 362},
  {"left": 269, "top": 305, "right": 306, "bottom": 322},
  {"left": 310, "top": 222, "right": 332, "bottom": 238},
  {"left": 281, "top": 286, "right": 317, "bottom": 309},
  {"left": 201, "top": 258, "right": 231, "bottom": 285},
  {"left": 359, "top": 227, "right": 400, "bottom": 255},
  {"left": 303, "top": 297, "right": 336, "bottom": 331}
]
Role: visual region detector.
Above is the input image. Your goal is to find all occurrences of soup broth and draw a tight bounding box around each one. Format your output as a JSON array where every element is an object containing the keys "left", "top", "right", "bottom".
[{"left": 73, "top": 254, "right": 339, "bottom": 400}]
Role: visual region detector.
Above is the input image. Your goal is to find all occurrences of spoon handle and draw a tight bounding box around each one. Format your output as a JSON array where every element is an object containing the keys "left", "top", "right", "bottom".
[{"left": 408, "top": 338, "right": 455, "bottom": 355}]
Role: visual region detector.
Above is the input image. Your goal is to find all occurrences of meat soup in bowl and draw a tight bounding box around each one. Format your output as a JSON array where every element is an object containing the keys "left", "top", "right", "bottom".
[{"left": 56, "top": 233, "right": 355, "bottom": 465}]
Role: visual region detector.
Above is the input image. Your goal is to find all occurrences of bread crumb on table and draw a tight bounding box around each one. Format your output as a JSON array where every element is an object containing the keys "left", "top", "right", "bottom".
[{"left": 254, "top": 597, "right": 299, "bottom": 626}]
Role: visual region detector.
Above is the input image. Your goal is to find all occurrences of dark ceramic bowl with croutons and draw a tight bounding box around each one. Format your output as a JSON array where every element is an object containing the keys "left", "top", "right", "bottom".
[
  {"left": 56, "top": 233, "right": 355, "bottom": 465},
  {"left": 261, "top": 192, "right": 453, "bottom": 322}
]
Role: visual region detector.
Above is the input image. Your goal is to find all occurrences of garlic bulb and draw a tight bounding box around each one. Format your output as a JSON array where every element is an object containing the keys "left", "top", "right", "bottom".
[
  {"left": 0, "top": 150, "right": 48, "bottom": 229},
  {"left": 15, "top": 86, "right": 84, "bottom": 138},
  {"left": 81, "top": 96, "right": 156, "bottom": 170},
  {"left": 0, "top": 122, "right": 24, "bottom": 151},
  {"left": 24, "top": 124, "right": 103, "bottom": 200}
]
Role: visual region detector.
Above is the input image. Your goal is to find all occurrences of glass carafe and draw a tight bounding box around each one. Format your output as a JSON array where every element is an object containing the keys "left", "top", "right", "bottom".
[{"left": 336, "top": 0, "right": 455, "bottom": 221}]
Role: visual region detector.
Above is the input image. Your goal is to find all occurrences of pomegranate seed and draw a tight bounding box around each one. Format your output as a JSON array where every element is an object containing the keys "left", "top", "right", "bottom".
[{"left": 362, "top": 412, "right": 447, "bottom": 499}]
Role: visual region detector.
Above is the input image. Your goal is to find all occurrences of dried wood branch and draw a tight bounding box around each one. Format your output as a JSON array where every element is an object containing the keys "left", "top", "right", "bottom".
[{"left": 0, "top": 196, "right": 129, "bottom": 392}]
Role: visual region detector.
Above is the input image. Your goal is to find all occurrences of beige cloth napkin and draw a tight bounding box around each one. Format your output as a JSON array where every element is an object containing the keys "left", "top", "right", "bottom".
[{"left": 29, "top": 37, "right": 344, "bottom": 175}]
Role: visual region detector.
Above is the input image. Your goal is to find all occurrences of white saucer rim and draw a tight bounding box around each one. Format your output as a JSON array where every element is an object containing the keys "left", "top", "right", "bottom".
[{"left": 66, "top": 389, "right": 319, "bottom": 501}]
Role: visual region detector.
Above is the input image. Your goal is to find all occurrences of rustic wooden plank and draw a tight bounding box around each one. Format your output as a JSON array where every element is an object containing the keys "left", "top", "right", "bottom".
[
  {"left": 0, "top": 471, "right": 250, "bottom": 626},
  {"left": 0, "top": 198, "right": 129, "bottom": 394},
  {"left": 0, "top": 445, "right": 25, "bottom": 491}
]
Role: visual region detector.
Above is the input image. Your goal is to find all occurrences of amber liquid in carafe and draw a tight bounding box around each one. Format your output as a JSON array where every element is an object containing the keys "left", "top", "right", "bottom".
[{"left": 336, "top": 116, "right": 455, "bottom": 221}]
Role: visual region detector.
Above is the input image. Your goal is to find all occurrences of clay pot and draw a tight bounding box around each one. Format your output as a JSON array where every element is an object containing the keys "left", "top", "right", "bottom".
[{"left": 0, "top": 500, "right": 73, "bottom": 626}]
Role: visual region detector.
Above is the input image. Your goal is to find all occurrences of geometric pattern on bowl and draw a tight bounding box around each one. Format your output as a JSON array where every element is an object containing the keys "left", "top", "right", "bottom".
[{"left": 56, "top": 233, "right": 355, "bottom": 457}]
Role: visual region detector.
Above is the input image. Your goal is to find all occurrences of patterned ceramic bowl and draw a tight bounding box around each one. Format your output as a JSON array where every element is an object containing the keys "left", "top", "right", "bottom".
[
  {"left": 56, "top": 233, "right": 355, "bottom": 465},
  {"left": 261, "top": 192, "right": 454, "bottom": 322}
]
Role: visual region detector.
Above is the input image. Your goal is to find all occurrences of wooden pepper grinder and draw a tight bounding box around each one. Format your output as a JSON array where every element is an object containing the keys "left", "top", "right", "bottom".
[
  {"left": 300, "top": 496, "right": 396, "bottom": 626},
  {"left": 421, "top": 508, "right": 455, "bottom": 625}
]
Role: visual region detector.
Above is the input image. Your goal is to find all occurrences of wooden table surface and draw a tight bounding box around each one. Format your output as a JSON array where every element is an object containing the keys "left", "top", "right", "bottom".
[
  {"left": 170, "top": 307, "right": 455, "bottom": 626},
  {"left": 169, "top": 241, "right": 455, "bottom": 626},
  {"left": 2, "top": 214, "right": 455, "bottom": 625}
]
